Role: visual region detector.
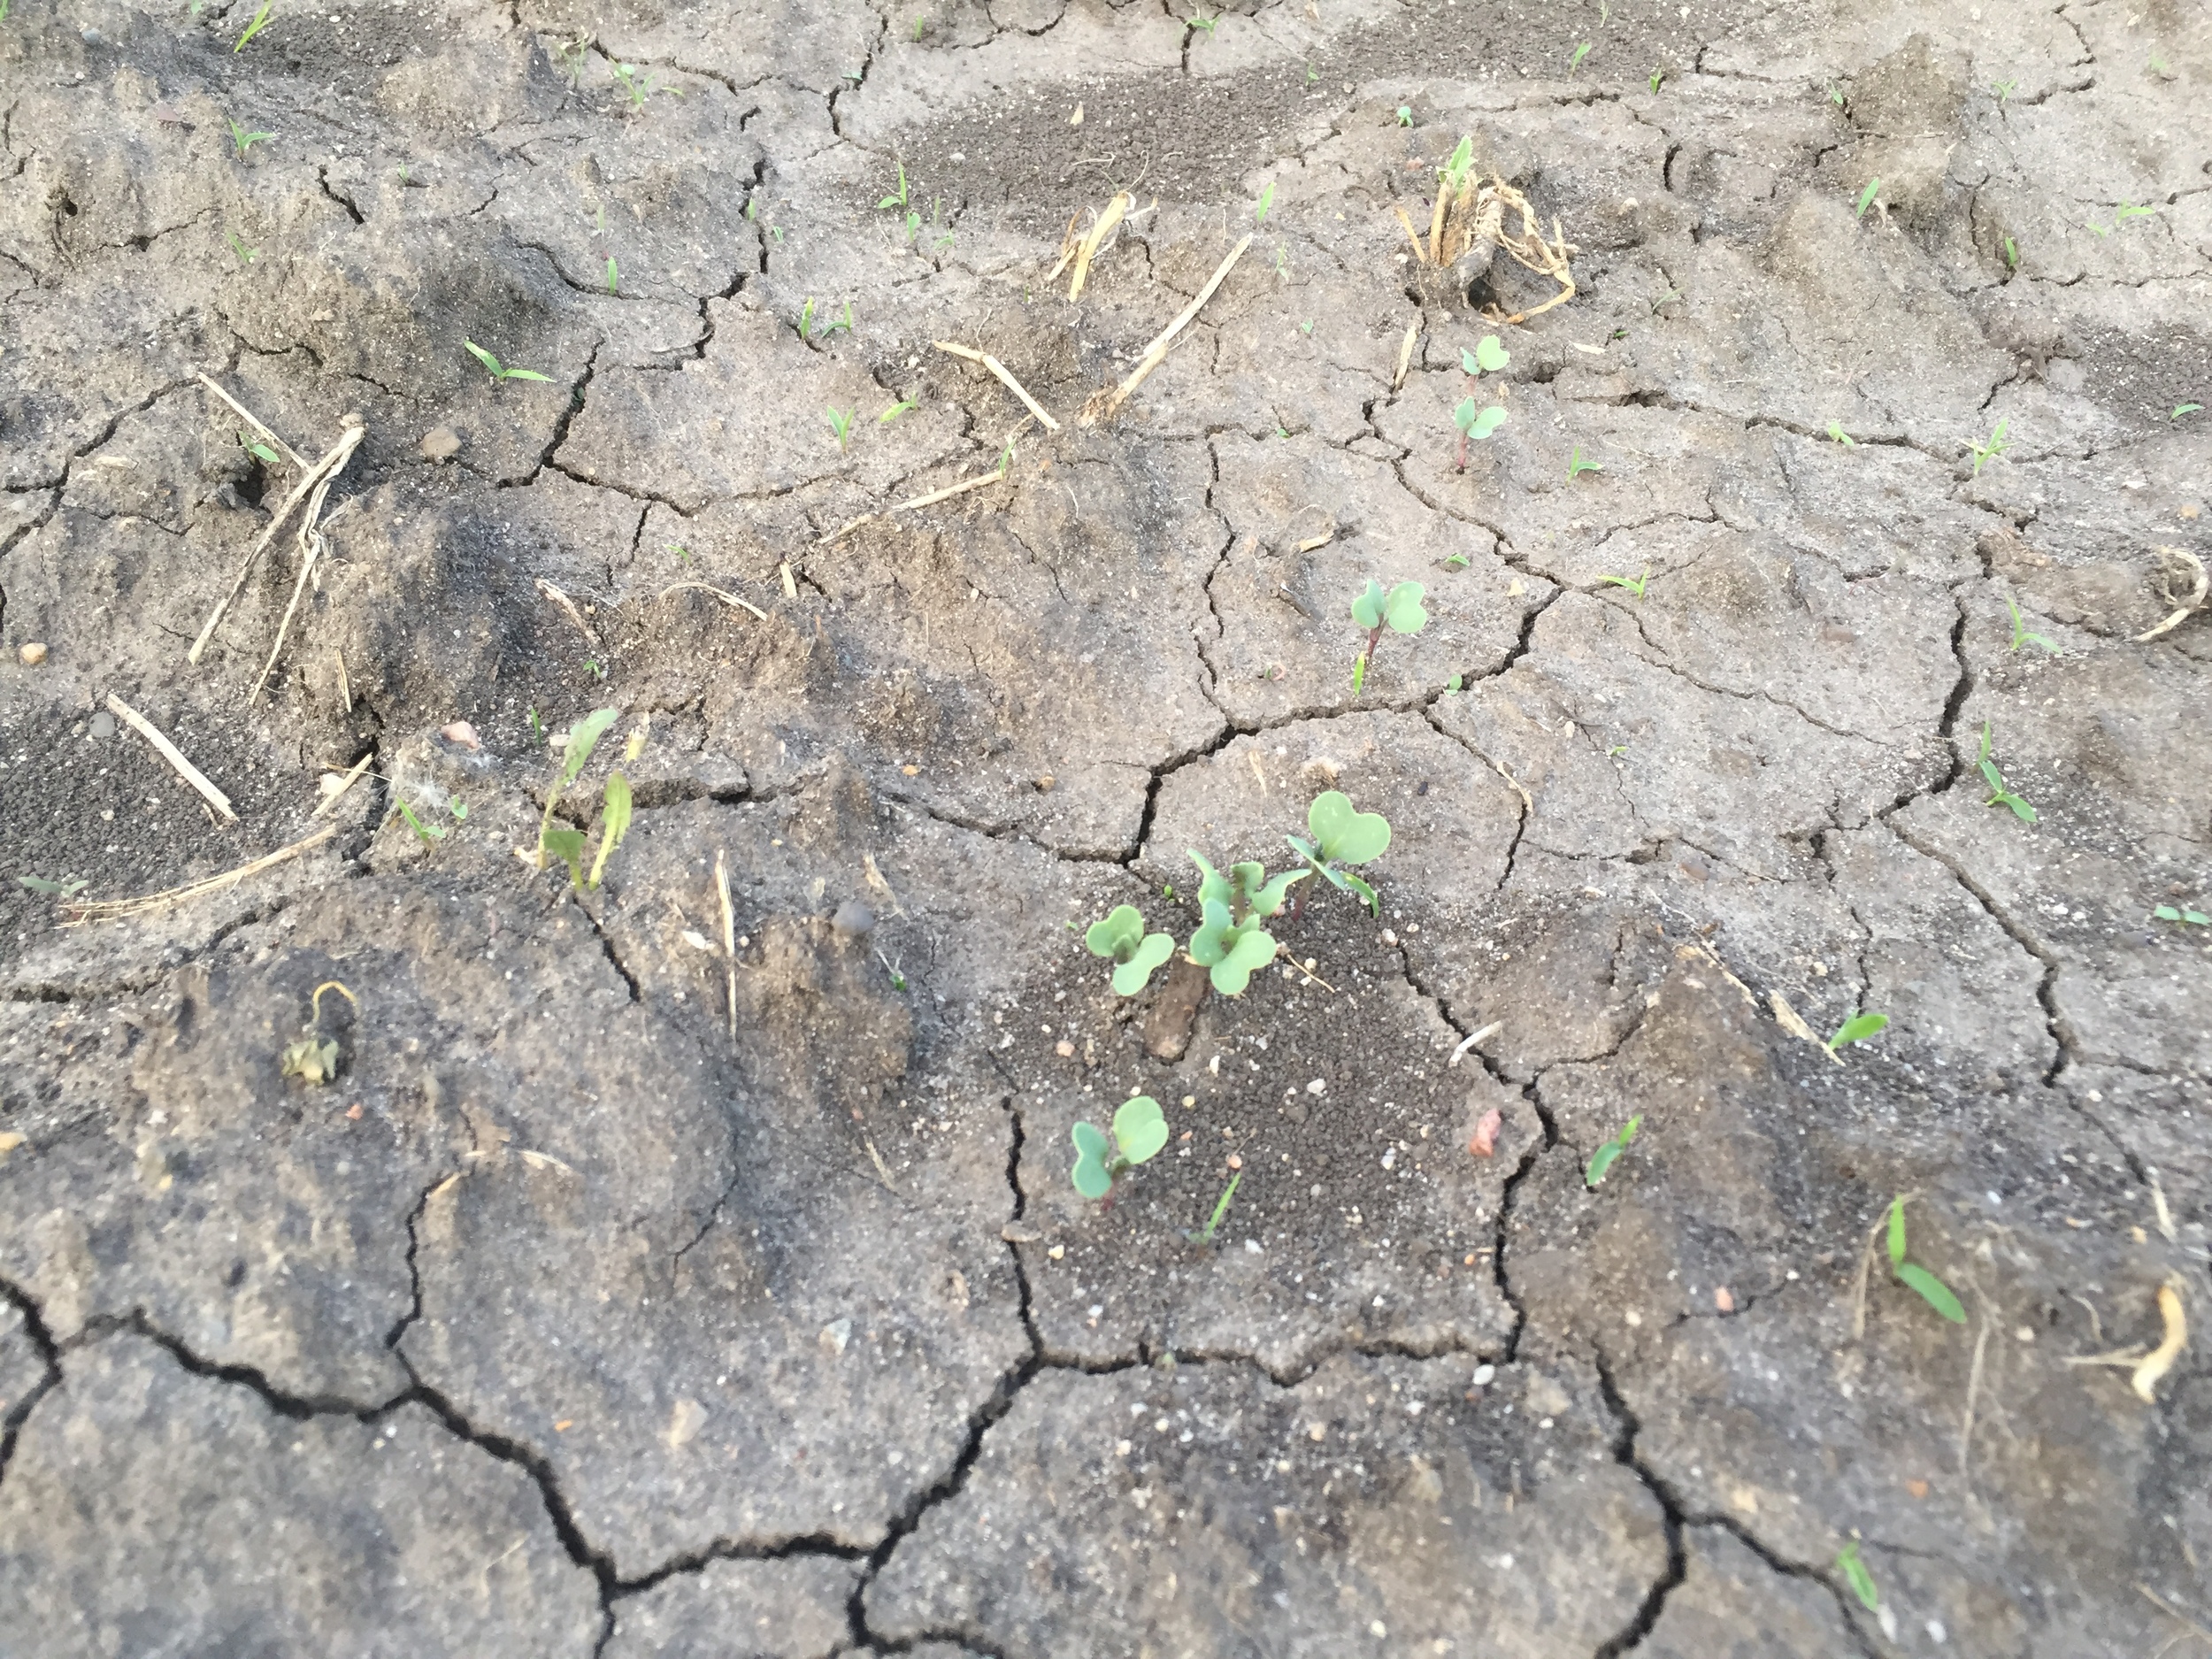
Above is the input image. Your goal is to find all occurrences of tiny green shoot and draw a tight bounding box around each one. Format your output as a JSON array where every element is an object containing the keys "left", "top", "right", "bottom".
[
  {"left": 1836, "top": 1540, "right": 1879, "bottom": 1612},
  {"left": 611, "top": 63, "right": 665, "bottom": 111},
  {"left": 2115, "top": 202, "right": 2157, "bottom": 224},
  {"left": 396, "top": 799, "right": 447, "bottom": 844},
  {"left": 1071, "top": 1095, "right": 1169, "bottom": 1199},
  {"left": 880, "top": 398, "right": 918, "bottom": 423},
  {"left": 1569, "top": 40, "right": 1591, "bottom": 74},
  {"left": 826, "top": 407, "right": 854, "bottom": 450},
  {"left": 912, "top": 12, "right": 926, "bottom": 38},
  {"left": 1200, "top": 1171, "right": 1243, "bottom": 1242},
  {"left": 1977, "top": 722, "right": 2037, "bottom": 823},
  {"left": 1855, "top": 177, "right": 1881, "bottom": 219},
  {"left": 1348, "top": 577, "right": 1428, "bottom": 694},
  {"left": 227, "top": 230, "right": 258, "bottom": 265},
  {"left": 2006, "top": 595, "right": 2058, "bottom": 654},
  {"left": 16, "top": 874, "right": 88, "bottom": 898},
  {"left": 2174, "top": 403, "right": 2204, "bottom": 420},
  {"left": 1827, "top": 420, "right": 1855, "bottom": 446},
  {"left": 1601, "top": 569, "right": 1650, "bottom": 598},
  {"left": 536, "top": 707, "right": 618, "bottom": 873},
  {"left": 1585, "top": 1114, "right": 1641, "bottom": 1188},
  {"left": 2004, "top": 235, "right": 2019, "bottom": 270},
  {"left": 582, "top": 658, "right": 606, "bottom": 681},
  {"left": 240, "top": 433, "right": 280, "bottom": 465},
  {"left": 234, "top": 0, "right": 273, "bottom": 52},
  {"left": 1286, "top": 790, "right": 1391, "bottom": 915},
  {"left": 605, "top": 257, "right": 618, "bottom": 294},
  {"left": 1826, "top": 1011, "right": 1888, "bottom": 1053},
  {"left": 1992, "top": 78, "right": 2017, "bottom": 104},
  {"left": 1968, "top": 416, "right": 2009, "bottom": 475},
  {"left": 2153, "top": 904, "right": 2211, "bottom": 926},
  {"left": 228, "top": 119, "right": 274, "bottom": 159},
  {"left": 527, "top": 705, "right": 544, "bottom": 741},
  {"left": 587, "top": 772, "right": 633, "bottom": 887},
  {"left": 1256, "top": 181, "right": 1276, "bottom": 224},
  {"left": 1649, "top": 69, "right": 1664, "bottom": 92},
  {"left": 1396, "top": 105, "right": 1414, "bottom": 127},
  {"left": 799, "top": 297, "right": 817, "bottom": 340},
  {"left": 1188, "top": 8, "right": 1217, "bottom": 30},
  {"left": 464, "top": 341, "right": 554, "bottom": 382},
  {"left": 1304, "top": 62, "right": 1318, "bottom": 88},
  {"left": 1568, "top": 444, "right": 1602, "bottom": 480},
  {"left": 1827, "top": 83, "right": 1846, "bottom": 107},
  {"left": 1186, "top": 852, "right": 1308, "bottom": 994},
  {"left": 1085, "top": 904, "right": 1176, "bottom": 995},
  {"left": 879, "top": 161, "right": 910, "bottom": 211},
  {"left": 1886, "top": 1195, "right": 1967, "bottom": 1323}
]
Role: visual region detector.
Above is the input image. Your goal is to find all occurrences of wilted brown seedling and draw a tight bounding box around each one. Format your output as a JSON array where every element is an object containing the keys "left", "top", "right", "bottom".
[
  {"left": 1394, "top": 137, "right": 1578, "bottom": 323},
  {"left": 280, "top": 980, "right": 358, "bottom": 1087}
]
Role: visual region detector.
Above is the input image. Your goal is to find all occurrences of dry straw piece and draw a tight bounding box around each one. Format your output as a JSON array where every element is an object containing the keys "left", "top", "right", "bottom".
[
  {"left": 105, "top": 694, "right": 237, "bottom": 823},
  {"left": 1394, "top": 169, "right": 1578, "bottom": 324},
  {"left": 1048, "top": 190, "right": 1136, "bottom": 300},
  {"left": 1081, "top": 234, "right": 1253, "bottom": 426},
  {"left": 65, "top": 820, "right": 340, "bottom": 924},
  {"left": 932, "top": 341, "right": 1061, "bottom": 432},
  {"left": 659, "top": 581, "right": 768, "bottom": 621},
  {"left": 2133, "top": 546, "right": 2206, "bottom": 641}
]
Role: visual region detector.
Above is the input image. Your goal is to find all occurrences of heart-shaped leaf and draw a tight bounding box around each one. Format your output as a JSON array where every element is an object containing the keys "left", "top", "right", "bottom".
[
  {"left": 1453, "top": 395, "right": 1480, "bottom": 435},
  {"left": 1307, "top": 791, "right": 1391, "bottom": 864},
  {"left": 1187, "top": 897, "right": 1237, "bottom": 966},
  {"left": 1110, "top": 933, "right": 1175, "bottom": 995},
  {"left": 1071, "top": 1147, "right": 1114, "bottom": 1201},
  {"left": 1465, "top": 404, "right": 1506, "bottom": 442},
  {"left": 1350, "top": 578, "right": 1387, "bottom": 629},
  {"left": 1188, "top": 851, "right": 1234, "bottom": 909},
  {"left": 1248, "top": 867, "right": 1310, "bottom": 918},
  {"left": 1896, "top": 1263, "right": 1967, "bottom": 1324},
  {"left": 1209, "top": 926, "right": 1278, "bottom": 995},
  {"left": 1474, "top": 334, "right": 1510, "bottom": 373},
  {"left": 1112, "top": 1095, "right": 1169, "bottom": 1165},
  {"left": 1384, "top": 580, "right": 1428, "bottom": 634},
  {"left": 1085, "top": 904, "right": 1147, "bottom": 961}
]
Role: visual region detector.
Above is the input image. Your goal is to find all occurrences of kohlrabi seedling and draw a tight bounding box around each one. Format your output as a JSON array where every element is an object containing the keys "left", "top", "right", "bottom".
[
  {"left": 2154, "top": 904, "right": 2211, "bottom": 926},
  {"left": 1827, "top": 420, "right": 1856, "bottom": 446},
  {"left": 1826, "top": 1010, "right": 1888, "bottom": 1054},
  {"left": 1977, "top": 722, "right": 2036, "bottom": 822},
  {"left": 465, "top": 341, "right": 554, "bottom": 383},
  {"left": 1285, "top": 790, "right": 1390, "bottom": 914},
  {"left": 1071, "top": 1095, "right": 1170, "bottom": 1199},
  {"left": 1886, "top": 1194, "right": 1966, "bottom": 1323},
  {"left": 1086, "top": 904, "right": 1176, "bottom": 995},
  {"left": 1349, "top": 578, "right": 1428, "bottom": 694},
  {"left": 1186, "top": 852, "right": 1309, "bottom": 995},
  {"left": 1453, "top": 332, "right": 1509, "bottom": 472},
  {"left": 1585, "top": 1113, "right": 1641, "bottom": 1187}
]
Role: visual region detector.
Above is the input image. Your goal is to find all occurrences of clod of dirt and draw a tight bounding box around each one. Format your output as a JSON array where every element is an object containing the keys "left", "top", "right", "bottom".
[
  {"left": 16, "top": 643, "right": 46, "bottom": 666},
  {"left": 833, "top": 899, "right": 876, "bottom": 937},
  {"left": 419, "top": 426, "right": 464, "bottom": 461}
]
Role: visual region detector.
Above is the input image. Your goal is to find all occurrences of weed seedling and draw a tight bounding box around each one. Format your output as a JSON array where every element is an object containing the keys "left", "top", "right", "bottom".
[
  {"left": 527, "top": 705, "right": 544, "bottom": 742},
  {"left": 1585, "top": 1114, "right": 1641, "bottom": 1187},
  {"left": 1968, "top": 417, "right": 2009, "bottom": 475},
  {"left": 16, "top": 874, "right": 88, "bottom": 899},
  {"left": 1855, "top": 177, "right": 1881, "bottom": 219},
  {"left": 1453, "top": 332, "right": 1510, "bottom": 471},
  {"left": 1188, "top": 8, "right": 1217, "bottom": 30},
  {"left": 553, "top": 32, "right": 591, "bottom": 84},
  {"left": 2154, "top": 904, "right": 2211, "bottom": 926},
  {"left": 1886, "top": 1194, "right": 1966, "bottom": 1322},
  {"left": 1826, "top": 1011, "right": 1888, "bottom": 1054},
  {"left": 2115, "top": 202, "right": 2157, "bottom": 225},
  {"left": 611, "top": 62, "right": 666, "bottom": 111},
  {"left": 1255, "top": 181, "right": 1276, "bottom": 224},
  {"left": 1992, "top": 78, "right": 2017, "bottom": 103},
  {"left": 1198, "top": 1171, "right": 1243, "bottom": 1242},
  {"left": 1304, "top": 62, "right": 1318, "bottom": 88},
  {"left": 228, "top": 119, "right": 273, "bottom": 159},
  {"left": 465, "top": 341, "right": 553, "bottom": 382},
  {"left": 535, "top": 707, "right": 618, "bottom": 874},
  {"left": 1085, "top": 904, "right": 1176, "bottom": 995},
  {"left": 1648, "top": 68, "right": 1664, "bottom": 92},
  {"left": 1396, "top": 104, "right": 1414, "bottom": 127},
  {"left": 226, "top": 231, "right": 258, "bottom": 265},
  {"left": 1286, "top": 790, "right": 1390, "bottom": 914},
  {"left": 603, "top": 256, "right": 619, "bottom": 294},
  {"left": 396, "top": 799, "right": 448, "bottom": 845},
  {"left": 1348, "top": 577, "right": 1428, "bottom": 694},
  {"left": 234, "top": 0, "right": 273, "bottom": 52},
  {"left": 1827, "top": 420, "right": 1855, "bottom": 446},
  {"left": 799, "top": 297, "right": 817, "bottom": 340},
  {"left": 1826, "top": 83, "right": 1847, "bottom": 107},
  {"left": 2005, "top": 595, "right": 2058, "bottom": 654},
  {"left": 878, "top": 161, "right": 910, "bottom": 211},
  {"left": 879, "top": 398, "right": 918, "bottom": 424},
  {"left": 2004, "top": 235, "right": 2019, "bottom": 270},
  {"left": 1187, "top": 852, "right": 1309, "bottom": 994},
  {"left": 1977, "top": 722, "right": 2036, "bottom": 823},
  {"left": 2174, "top": 403, "right": 2203, "bottom": 420},
  {"left": 1568, "top": 444, "right": 1602, "bottom": 480},
  {"left": 1836, "top": 1540, "right": 1880, "bottom": 1613},
  {"left": 1601, "top": 569, "right": 1650, "bottom": 598},
  {"left": 912, "top": 12, "right": 926, "bottom": 37},
  {"left": 582, "top": 657, "right": 606, "bottom": 681},
  {"left": 1071, "top": 1095, "right": 1169, "bottom": 1199},
  {"left": 279, "top": 980, "right": 357, "bottom": 1086},
  {"left": 826, "top": 407, "right": 854, "bottom": 450},
  {"left": 1569, "top": 40, "right": 1592, "bottom": 74}
]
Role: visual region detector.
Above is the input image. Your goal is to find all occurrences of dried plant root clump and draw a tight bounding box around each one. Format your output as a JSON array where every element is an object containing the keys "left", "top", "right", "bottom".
[{"left": 1395, "top": 139, "right": 1578, "bottom": 323}]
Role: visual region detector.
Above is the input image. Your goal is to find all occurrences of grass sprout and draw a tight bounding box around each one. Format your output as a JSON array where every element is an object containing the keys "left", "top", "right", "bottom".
[
  {"left": 234, "top": 0, "right": 273, "bottom": 52},
  {"left": 228, "top": 119, "right": 274, "bottom": 159},
  {"left": 1601, "top": 569, "right": 1650, "bottom": 598},
  {"left": 2006, "top": 594, "right": 2058, "bottom": 653},
  {"left": 1977, "top": 722, "right": 2036, "bottom": 822},
  {"left": 465, "top": 340, "right": 553, "bottom": 382},
  {"left": 1586, "top": 1114, "right": 1641, "bottom": 1187},
  {"left": 1887, "top": 1194, "right": 1966, "bottom": 1322}
]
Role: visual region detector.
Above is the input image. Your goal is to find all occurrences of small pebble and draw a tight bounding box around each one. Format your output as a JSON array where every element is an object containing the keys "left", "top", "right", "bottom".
[
  {"left": 832, "top": 900, "right": 874, "bottom": 937},
  {"left": 1226, "top": 1154, "right": 1242, "bottom": 1170},
  {"left": 419, "top": 426, "right": 462, "bottom": 461},
  {"left": 1054, "top": 1040, "right": 1075, "bottom": 1057},
  {"left": 88, "top": 711, "right": 117, "bottom": 740},
  {"left": 1471, "top": 1363, "right": 1496, "bottom": 1386},
  {"left": 438, "top": 719, "right": 481, "bottom": 750},
  {"left": 1047, "top": 1244, "right": 1064, "bottom": 1260},
  {"left": 1714, "top": 1286, "right": 1735, "bottom": 1312},
  {"left": 18, "top": 642, "right": 47, "bottom": 666}
]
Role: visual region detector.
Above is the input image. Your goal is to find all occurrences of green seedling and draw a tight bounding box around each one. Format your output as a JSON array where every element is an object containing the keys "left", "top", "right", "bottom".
[
  {"left": 1649, "top": 68, "right": 1664, "bottom": 92},
  {"left": 1396, "top": 105, "right": 1414, "bottom": 127},
  {"left": 1568, "top": 444, "right": 1602, "bottom": 480},
  {"left": 587, "top": 772, "right": 633, "bottom": 887},
  {"left": 1569, "top": 40, "right": 1591, "bottom": 74},
  {"left": 227, "top": 230, "right": 259, "bottom": 265},
  {"left": 605, "top": 257, "right": 618, "bottom": 294},
  {"left": 1452, "top": 332, "right": 1510, "bottom": 472},
  {"left": 1440, "top": 134, "right": 1477, "bottom": 198},
  {"left": 912, "top": 12, "right": 926, "bottom": 38},
  {"left": 1255, "top": 181, "right": 1276, "bottom": 224},
  {"left": 875, "top": 948, "right": 909, "bottom": 992},
  {"left": 234, "top": 0, "right": 273, "bottom": 52},
  {"left": 2115, "top": 202, "right": 2157, "bottom": 224},
  {"left": 1188, "top": 8, "right": 1217, "bottom": 30},
  {"left": 1462, "top": 336, "right": 1510, "bottom": 375},
  {"left": 1992, "top": 78, "right": 2017, "bottom": 103},
  {"left": 228, "top": 119, "right": 273, "bottom": 159},
  {"left": 799, "top": 297, "right": 817, "bottom": 340},
  {"left": 449, "top": 797, "right": 469, "bottom": 821},
  {"left": 2006, "top": 594, "right": 2058, "bottom": 654},
  {"left": 1071, "top": 1095, "right": 1169, "bottom": 1199},
  {"left": 2154, "top": 904, "right": 2211, "bottom": 926},
  {"left": 878, "top": 161, "right": 910, "bottom": 211},
  {"left": 1585, "top": 1114, "right": 1641, "bottom": 1187},
  {"left": 279, "top": 980, "right": 356, "bottom": 1087},
  {"left": 2004, "top": 235, "right": 2019, "bottom": 270},
  {"left": 1447, "top": 674, "right": 1464, "bottom": 692},
  {"left": 826, "top": 407, "right": 854, "bottom": 449},
  {"left": 2089, "top": 219, "right": 2112, "bottom": 238},
  {"left": 1836, "top": 1540, "right": 1880, "bottom": 1613},
  {"left": 396, "top": 799, "right": 447, "bottom": 844},
  {"left": 611, "top": 63, "right": 666, "bottom": 111},
  {"left": 1304, "top": 61, "right": 1318, "bottom": 88},
  {"left": 1886, "top": 1194, "right": 1966, "bottom": 1323},
  {"left": 1826, "top": 1011, "right": 1888, "bottom": 1054},
  {"left": 1827, "top": 420, "right": 1855, "bottom": 446},
  {"left": 1198, "top": 1171, "right": 1243, "bottom": 1242},
  {"left": 1085, "top": 904, "right": 1176, "bottom": 995},
  {"left": 1442, "top": 549, "right": 1470, "bottom": 571},
  {"left": 2174, "top": 403, "right": 2204, "bottom": 420},
  {"left": 240, "top": 431, "right": 280, "bottom": 465},
  {"left": 1968, "top": 417, "right": 2009, "bottom": 475},
  {"left": 582, "top": 657, "right": 606, "bottom": 680},
  {"left": 535, "top": 707, "right": 618, "bottom": 875},
  {"left": 527, "top": 705, "right": 544, "bottom": 741},
  {"left": 1348, "top": 577, "right": 1428, "bottom": 695},
  {"left": 1186, "top": 852, "right": 1309, "bottom": 994},
  {"left": 1826, "top": 84, "right": 1847, "bottom": 107},
  {"left": 1601, "top": 568, "right": 1650, "bottom": 598},
  {"left": 1286, "top": 789, "right": 1391, "bottom": 915},
  {"left": 464, "top": 341, "right": 553, "bottom": 382},
  {"left": 1855, "top": 177, "right": 1881, "bottom": 219},
  {"left": 16, "top": 874, "right": 88, "bottom": 898},
  {"left": 904, "top": 207, "right": 921, "bottom": 242},
  {"left": 554, "top": 32, "right": 591, "bottom": 85},
  {"left": 1647, "top": 287, "right": 1682, "bottom": 314},
  {"left": 1977, "top": 722, "right": 2037, "bottom": 822},
  {"left": 880, "top": 398, "right": 918, "bottom": 423}
]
